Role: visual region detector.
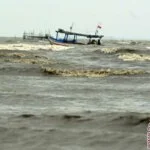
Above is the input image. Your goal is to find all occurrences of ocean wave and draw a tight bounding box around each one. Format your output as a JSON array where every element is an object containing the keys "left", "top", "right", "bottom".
[
  {"left": 112, "top": 113, "right": 150, "bottom": 126},
  {"left": 0, "top": 43, "right": 72, "bottom": 51},
  {"left": 146, "top": 47, "right": 150, "bottom": 49},
  {"left": 19, "top": 114, "right": 36, "bottom": 118},
  {"left": 118, "top": 53, "right": 150, "bottom": 61},
  {"left": 0, "top": 52, "right": 26, "bottom": 58},
  {"left": 100, "top": 47, "right": 136, "bottom": 54},
  {"left": 16, "top": 112, "right": 150, "bottom": 125},
  {"left": 0, "top": 51, "right": 54, "bottom": 65},
  {"left": 7, "top": 112, "right": 150, "bottom": 126},
  {"left": 0, "top": 111, "right": 148, "bottom": 150},
  {"left": 117, "top": 40, "right": 141, "bottom": 45},
  {"left": 5, "top": 58, "right": 49, "bottom": 65},
  {"left": 42, "top": 67, "right": 146, "bottom": 77}
]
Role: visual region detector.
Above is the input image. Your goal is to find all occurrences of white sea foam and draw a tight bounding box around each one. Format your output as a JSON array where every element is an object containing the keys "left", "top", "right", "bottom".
[
  {"left": 146, "top": 47, "right": 150, "bottom": 49},
  {"left": 101, "top": 47, "right": 120, "bottom": 53},
  {"left": 0, "top": 43, "right": 72, "bottom": 51},
  {"left": 118, "top": 53, "right": 150, "bottom": 61},
  {"left": 117, "top": 41, "right": 130, "bottom": 45},
  {"left": 49, "top": 45, "right": 73, "bottom": 51}
]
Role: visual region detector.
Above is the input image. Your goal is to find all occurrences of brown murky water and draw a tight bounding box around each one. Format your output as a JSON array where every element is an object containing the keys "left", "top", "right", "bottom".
[{"left": 0, "top": 38, "right": 150, "bottom": 150}]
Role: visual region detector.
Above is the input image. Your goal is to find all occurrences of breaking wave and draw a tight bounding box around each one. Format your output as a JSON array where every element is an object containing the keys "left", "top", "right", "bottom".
[
  {"left": 0, "top": 51, "right": 51, "bottom": 65},
  {"left": 118, "top": 53, "right": 150, "bottom": 61},
  {"left": 116, "top": 40, "right": 141, "bottom": 45},
  {"left": 96, "top": 47, "right": 150, "bottom": 62},
  {"left": 112, "top": 113, "right": 150, "bottom": 125},
  {"left": 42, "top": 67, "right": 146, "bottom": 77},
  {"left": 0, "top": 43, "right": 72, "bottom": 51},
  {"left": 146, "top": 47, "right": 150, "bottom": 49},
  {"left": 100, "top": 47, "right": 136, "bottom": 54}
]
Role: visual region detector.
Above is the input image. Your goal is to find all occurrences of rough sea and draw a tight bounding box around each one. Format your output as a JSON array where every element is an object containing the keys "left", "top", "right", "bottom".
[{"left": 0, "top": 37, "right": 149, "bottom": 150}]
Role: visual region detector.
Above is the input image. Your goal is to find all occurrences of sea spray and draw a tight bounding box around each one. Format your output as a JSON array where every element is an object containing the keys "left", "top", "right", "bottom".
[{"left": 0, "top": 43, "right": 73, "bottom": 51}]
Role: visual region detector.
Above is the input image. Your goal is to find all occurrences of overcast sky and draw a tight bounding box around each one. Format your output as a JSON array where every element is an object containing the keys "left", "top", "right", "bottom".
[{"left": 1, "top": 0, "right": 150, "bottom": 39}]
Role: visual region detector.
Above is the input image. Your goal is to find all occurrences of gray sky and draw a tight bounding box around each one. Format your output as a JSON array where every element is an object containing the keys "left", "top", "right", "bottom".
[{"left": 1, "top": 0, "right": 150, "bottom": 39}]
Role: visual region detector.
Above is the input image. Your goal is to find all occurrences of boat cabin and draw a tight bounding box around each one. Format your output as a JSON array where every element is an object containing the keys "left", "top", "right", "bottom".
[{"left": 52, "top": 28, "right": 104, "bottom": 45}]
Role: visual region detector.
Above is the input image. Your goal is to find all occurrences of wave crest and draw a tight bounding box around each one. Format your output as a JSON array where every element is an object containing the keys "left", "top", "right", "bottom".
[
  {"left": 118, "top": 53, "right": 150, "bottom": 61},
  {"left": 0, "top": 43, "right": 72, "bottom": 51},
  {"left": 42, "top": 67, "right": 146, "bottom": 77},
  {"left": 100, "top": 47, "right": 136, "bottom": 54}
]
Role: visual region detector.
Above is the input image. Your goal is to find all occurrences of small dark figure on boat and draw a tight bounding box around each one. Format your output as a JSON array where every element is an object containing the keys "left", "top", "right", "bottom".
[
  {"left": 88, "top": 38, "right": 92, "bottom": 44},
  {"left": 97, "top": 38, "right": 101, "bottom": 45},
  {"left": 88, "top": 38, "right": 101, "bottom": 45},
  {"left": 91, "top": 39, "right": 97, "bottom": 44}
]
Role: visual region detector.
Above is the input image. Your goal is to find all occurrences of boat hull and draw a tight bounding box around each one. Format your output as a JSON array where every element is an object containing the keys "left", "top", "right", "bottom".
[{"left": 48, "top": 36, "right": 86, "bottom": 46}]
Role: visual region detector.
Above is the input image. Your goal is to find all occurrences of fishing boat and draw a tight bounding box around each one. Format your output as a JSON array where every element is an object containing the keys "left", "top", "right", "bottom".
[{"left": 46, "top": 28, "right": 104, "bottom": 46}]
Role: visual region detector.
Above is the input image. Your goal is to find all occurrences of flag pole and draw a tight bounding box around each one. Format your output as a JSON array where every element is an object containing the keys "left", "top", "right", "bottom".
[
  {"left": 70, "top": 23, "right": 74, "bottom": 32},
  {"left": 95, "top": 26, "right": 98, "bottom": 35},
  {"left": 95, "top": 24, "right": 102, "bottom": 35}
]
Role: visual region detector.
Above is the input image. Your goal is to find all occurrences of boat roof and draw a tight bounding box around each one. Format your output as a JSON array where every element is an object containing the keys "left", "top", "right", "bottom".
[{"left": 56, "top": 28, "right": 104, "bottom": 38}]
